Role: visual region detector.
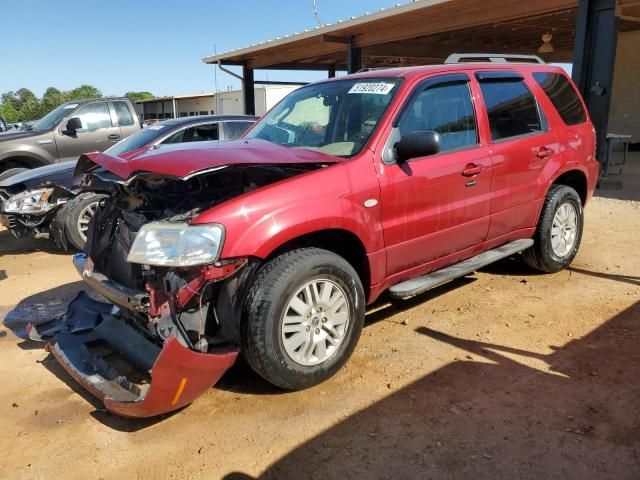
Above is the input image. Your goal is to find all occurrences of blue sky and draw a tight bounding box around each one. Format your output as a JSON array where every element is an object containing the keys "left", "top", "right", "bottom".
[{"left": 0, "top": 0, "right": 399, "bottom": 98}]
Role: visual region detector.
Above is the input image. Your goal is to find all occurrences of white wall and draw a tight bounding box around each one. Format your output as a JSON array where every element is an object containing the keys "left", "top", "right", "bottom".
[
  {"left": 175, "top": 97, "right": 216, "bottom": 117},
  {"left": 135, "top": 85, "right": 302, "bottom": 119},
  {"left": 215, "top": 90, "right": 245, "bottom": 115},
  {"left": 609, "top": 30, "right": 640, "bottom": 141}
]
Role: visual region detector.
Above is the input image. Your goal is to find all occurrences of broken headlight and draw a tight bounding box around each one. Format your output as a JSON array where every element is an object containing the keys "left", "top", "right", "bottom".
[
  {"left": 2, "top": 188, "right": 56, "bottom": 214},
  {"left": 127, "top": 222, "right": 225, "bottom": 267}
]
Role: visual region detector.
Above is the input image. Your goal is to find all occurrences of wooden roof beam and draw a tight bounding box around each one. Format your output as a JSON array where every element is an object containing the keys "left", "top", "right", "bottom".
[{"left": 353, "top": 0, "right": 576, "bottom": 47}]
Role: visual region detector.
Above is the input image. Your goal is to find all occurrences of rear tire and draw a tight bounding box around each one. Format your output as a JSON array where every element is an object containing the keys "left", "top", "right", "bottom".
[
  {"left": 0, "top": 168, "right": 28, "bottom": 183},
  {"left": 523, "top": 185, "right": 583, "bottom": 273},
  {"left": 63, "top": 192, "right": 108, "bottom": 251},
  {"left": 242, "top": 248, "right": 365, "bottom": 390}
]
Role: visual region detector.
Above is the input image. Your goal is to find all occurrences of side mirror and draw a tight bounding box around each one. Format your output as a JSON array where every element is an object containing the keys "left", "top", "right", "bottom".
[
  {"left": 395, "top": 130, "right": 441, "bottom": 163},
  {"left": 63, "top": 117, "right": 83, "bottom": 135}
]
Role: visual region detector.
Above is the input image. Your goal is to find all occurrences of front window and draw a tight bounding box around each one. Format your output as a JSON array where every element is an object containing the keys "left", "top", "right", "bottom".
[
  {"left": 246, "top": 78, "right": 402, "bottom": 157},
  {"left": 73, "top": 103, "right": 112, "bottom": 133}
]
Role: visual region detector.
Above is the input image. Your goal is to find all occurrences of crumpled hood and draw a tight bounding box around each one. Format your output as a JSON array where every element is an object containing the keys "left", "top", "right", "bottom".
[{"left": 79, "top": 139, "right": 341, "bottom": 180}]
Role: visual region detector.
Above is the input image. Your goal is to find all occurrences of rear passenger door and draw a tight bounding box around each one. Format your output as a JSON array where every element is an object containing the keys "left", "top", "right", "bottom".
[
  {"left": 379, "top": 74, "right": 493, "bottom": 276},
  {"left": 475, "top": 71, "right": 562, "bottom": 239},
  {"left": 531, "top": 71, "right": 595, "bottom": 173}
]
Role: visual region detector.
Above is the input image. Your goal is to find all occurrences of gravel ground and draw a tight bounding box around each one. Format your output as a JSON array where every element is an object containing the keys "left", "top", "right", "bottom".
[{"left": 0, "top": 167, "right": 638, "bottom": 479}]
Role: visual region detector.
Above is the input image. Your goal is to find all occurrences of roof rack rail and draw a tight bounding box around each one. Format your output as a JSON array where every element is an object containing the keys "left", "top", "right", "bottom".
[
  {"left": 445, "top": 53, "right": 545, "bottom": 65},
  {"left": 356, "top": 67, "right": 393, "bottom": 73}
]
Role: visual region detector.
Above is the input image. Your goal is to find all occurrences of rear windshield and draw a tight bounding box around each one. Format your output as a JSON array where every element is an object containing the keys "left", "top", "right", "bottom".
[{"left": 533, "top": 72, "right": 587, "bottom": 125}]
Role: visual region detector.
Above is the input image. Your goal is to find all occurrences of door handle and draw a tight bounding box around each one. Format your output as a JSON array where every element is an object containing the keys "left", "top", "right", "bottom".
[
  {"left": 536, "top": 147, "right": 554, "bottom": 159},
  {"left": 462, "top": 163, "right": 483, "bottom": 177},
  {"left": 108, "top": 134, "right": 121, "bottom": 141}
]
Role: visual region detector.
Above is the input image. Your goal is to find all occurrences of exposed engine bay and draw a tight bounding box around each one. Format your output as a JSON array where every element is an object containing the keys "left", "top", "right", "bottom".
[
  {"left": 29, "top": 161, "right": 327, "bottom": 417},
  {"left": 83, "top": 163, "right": 318, "bottom": 350}
]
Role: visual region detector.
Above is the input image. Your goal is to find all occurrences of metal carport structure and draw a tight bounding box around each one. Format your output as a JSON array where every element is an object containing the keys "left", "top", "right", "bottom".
[{"left": 203, "top": 0, "right": 640, "bottom": 164}]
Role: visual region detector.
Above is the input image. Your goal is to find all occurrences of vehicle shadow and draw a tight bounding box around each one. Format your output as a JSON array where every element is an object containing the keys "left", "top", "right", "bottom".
[
  {"left": 224, "top": 300, "right": 640, "bottom": 480},
  {"left": 216, "top": 276, "right": 478, "bottom": 396},
  {"left": 0, "top": 229, "right": 69, "bottom": 256},
  {"left": 2, "top": 281, "right": 84, "bottom": 338},
  {"left": 478, "top": 254, "right": 542, "bottom": 277},
  {"left": 569, "top": 266, "right": 640, "bottom": 286}
]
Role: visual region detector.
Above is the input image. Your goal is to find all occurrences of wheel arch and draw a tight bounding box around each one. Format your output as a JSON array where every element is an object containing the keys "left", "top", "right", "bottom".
[
  {"left": 549, "top": 168, "right": 588, "bottom": 205},
  {"left": 265, "top": 228, "right": 371, "bottom": 299},
  {"left": 0, "top": 154, "right": 48, "bottom": 172}
]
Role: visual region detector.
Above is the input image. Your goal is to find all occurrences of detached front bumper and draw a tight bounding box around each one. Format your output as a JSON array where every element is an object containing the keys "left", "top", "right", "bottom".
[{"left": 30, "top": 262, "right": 239, "bottom": 418}]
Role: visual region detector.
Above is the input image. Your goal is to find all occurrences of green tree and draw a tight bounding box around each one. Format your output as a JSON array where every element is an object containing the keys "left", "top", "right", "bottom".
[
  {"left": 0, "top": 102, "right": 19, "bottom": 123},
  {"left": 42, "top": 87, "right": 64, "bottom": 108},
  {"left": 16, "top": 88, "right": 37, "bottom": 107},
  {"left": 1, "top": 92, "right": 19, "bottom": 110},
  {"left": 0, "top": 84, "right": 111, "bottom": 123},
  {"left": 65, "top": 85, "right": 102, "bottom": 101},
  {"left": 125, "top": 91, "right": 155, "bottom": 102}
]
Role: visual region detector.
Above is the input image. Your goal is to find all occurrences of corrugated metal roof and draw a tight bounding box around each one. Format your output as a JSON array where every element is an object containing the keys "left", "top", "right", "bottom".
[{"left": 202, "top": 0, "right": 444, "bottom": 64}]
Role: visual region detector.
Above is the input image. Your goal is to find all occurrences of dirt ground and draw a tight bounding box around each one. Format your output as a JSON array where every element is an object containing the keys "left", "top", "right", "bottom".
[{"left": 1, "top": 159, "right": 639, "bottom": 480}]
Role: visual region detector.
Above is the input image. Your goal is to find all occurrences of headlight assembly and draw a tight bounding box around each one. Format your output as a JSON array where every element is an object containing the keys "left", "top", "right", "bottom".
[
  {"left": 2, "top": 188, "right": 57, "bottom": 214},
  {"left": 126, "top": 222, "right": 225, "bottom": 267}
]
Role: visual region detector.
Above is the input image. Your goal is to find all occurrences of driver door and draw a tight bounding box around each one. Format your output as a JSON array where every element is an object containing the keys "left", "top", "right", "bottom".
[
  {"left": 54, "top": 102, "right": 121, "bottom": 162},
  {"left": 379, "top": 74, "right": 493, "bottom": 276}
]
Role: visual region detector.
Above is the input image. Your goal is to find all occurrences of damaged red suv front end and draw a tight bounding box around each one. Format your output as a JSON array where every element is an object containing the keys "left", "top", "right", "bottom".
[{"left": 29, "top": 140, "right": 338, "bottom": 417}]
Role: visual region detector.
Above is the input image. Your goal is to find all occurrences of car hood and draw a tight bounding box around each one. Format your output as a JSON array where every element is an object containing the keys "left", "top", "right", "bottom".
[
  {"left": 0, "top": 130, "right": 45, "bottom": 141},
  {"left": 80, "top": 139, "right": 341, "bottom": 180},
  {"left": 0, "top": 161, "right": 77, "bottom": 189}
]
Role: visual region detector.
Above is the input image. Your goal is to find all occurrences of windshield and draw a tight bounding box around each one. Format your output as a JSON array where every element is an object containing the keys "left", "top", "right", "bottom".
[
  {"left": 32, "top": 103, "right": 79, "bottom": 131},
  {"left": 106, "top": 124, "right": 168, "bottom": 156},
  {"left": 246, "top": 78, "right": 401, "bottom": 157}
]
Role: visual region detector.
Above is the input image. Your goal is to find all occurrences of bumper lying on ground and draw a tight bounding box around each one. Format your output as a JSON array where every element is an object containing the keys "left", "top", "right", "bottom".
[{"left": 30, "top": 291, "right": 238, "bottom": 418}]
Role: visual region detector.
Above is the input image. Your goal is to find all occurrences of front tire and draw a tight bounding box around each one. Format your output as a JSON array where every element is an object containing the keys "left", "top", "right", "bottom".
[
  {"left": 242, "top": 248, "right": 365, "bottom": 390},
  {"left": 63, "top": 192, "right": 108, "bottom": 251},
  {"left": 523, "top": 185, "right": 583, "bottom": 273}
]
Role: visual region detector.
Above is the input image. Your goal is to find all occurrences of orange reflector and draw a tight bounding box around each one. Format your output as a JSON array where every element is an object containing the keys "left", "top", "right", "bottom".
[{"left": 171, "top": 378, "right": 188, "bottom": 406}]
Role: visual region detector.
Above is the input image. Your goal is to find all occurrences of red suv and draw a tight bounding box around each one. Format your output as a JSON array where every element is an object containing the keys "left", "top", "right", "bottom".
[{"left": 29, "top": 55, "right": 598, "bottom": 417}]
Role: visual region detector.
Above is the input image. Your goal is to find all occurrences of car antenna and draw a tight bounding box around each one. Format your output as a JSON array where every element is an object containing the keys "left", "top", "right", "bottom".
[{"left": 312, "top": 0, "right": 325, "bottom": 27}]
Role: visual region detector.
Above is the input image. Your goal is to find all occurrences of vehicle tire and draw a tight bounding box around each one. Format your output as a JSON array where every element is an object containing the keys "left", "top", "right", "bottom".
[
  {"left": 63, "top": 192, "right": 108, "bottom": 251},
  {"left": 242, "top": 248, "right": 365, "bottom": 390},
  {"left": 523, "top": 184, "right": 583, "bottom": 273},
  {"left": 0, "top": 168, "right": 28, "bottom": 183}
]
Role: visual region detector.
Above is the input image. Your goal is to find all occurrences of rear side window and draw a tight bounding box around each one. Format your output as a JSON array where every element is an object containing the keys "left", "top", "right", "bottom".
[
  {"left": 113, "top": 101, "right": 134, "bottom": 126},
  {"left": 478, "top": 79, "right": 543, "bottom": 141},
  {"left": 223, "top": 121, "right": 254, "bottom": 140},
  {"left": 533, "top": 72, "right": 587, "bottom": 125},
  {"left": 191, "top": 124, "right": 219, "bottom": 142}
]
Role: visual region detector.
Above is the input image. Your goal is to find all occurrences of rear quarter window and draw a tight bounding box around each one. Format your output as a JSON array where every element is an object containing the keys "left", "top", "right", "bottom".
[{"left": 533, "top": 72, "right": 587, "bottom": 125}]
